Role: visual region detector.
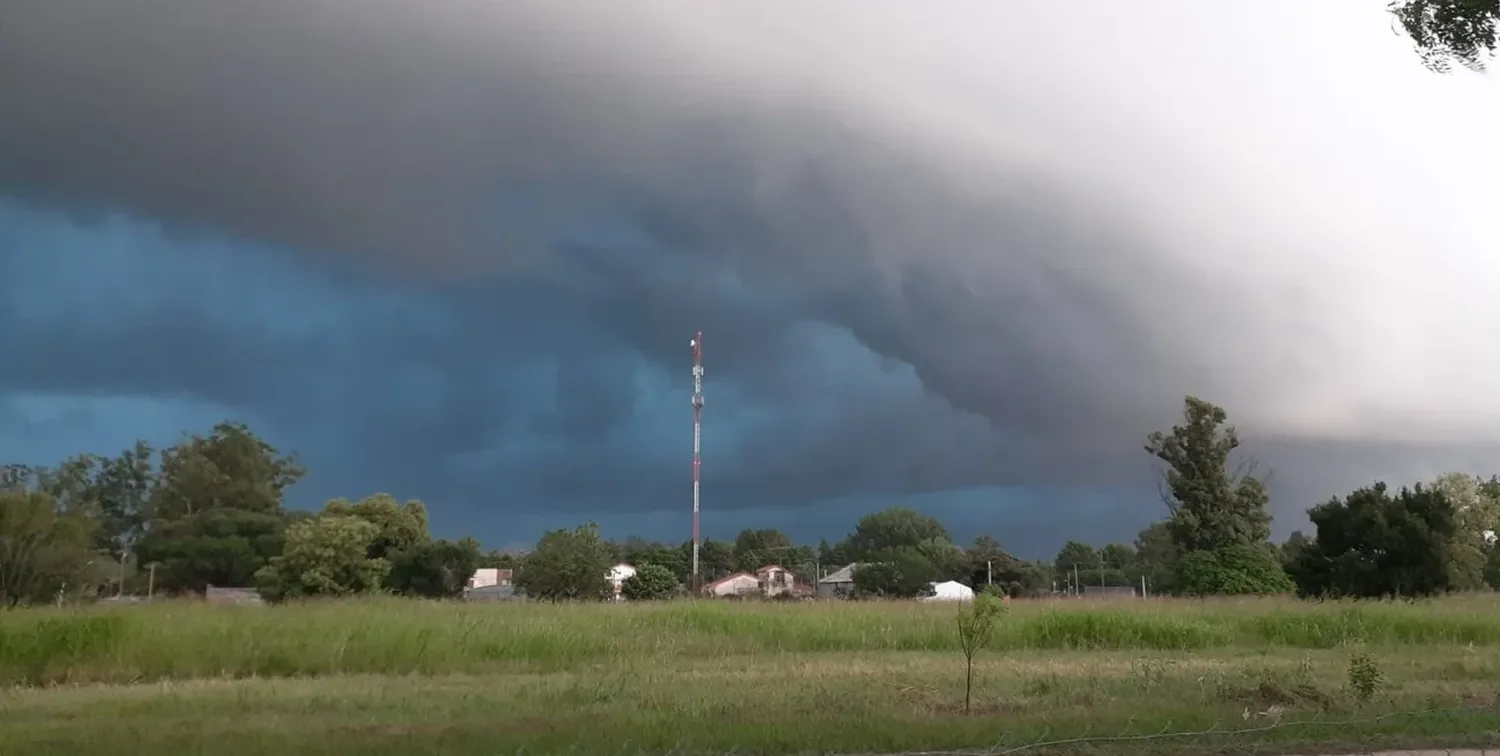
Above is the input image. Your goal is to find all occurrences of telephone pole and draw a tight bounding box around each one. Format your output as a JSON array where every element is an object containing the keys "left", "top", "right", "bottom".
[{"left": 690, "top": 332, "right": 705, "bottom": 595}]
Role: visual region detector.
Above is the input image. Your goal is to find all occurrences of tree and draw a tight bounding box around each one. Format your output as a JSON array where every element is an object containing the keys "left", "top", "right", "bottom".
[
  {"left": 840, "top": 507, "right": 952, "bottom": 561},
  {"left": 386, "top": 538, "right": 483, "bottom": 599},
  {"left": 1174, "top": 545, "right": 1293, "bottom": 596},
  {"left": 323, "top": 494, "right": 430, "bottom": 561},
  {"left": 1054, "top": 541, "right": 1099, "bottom": 573},
  {"left": 620, "top": 563, "right": 679, "bottom": 600},
  {"left": 1289, "top": 482, "right": 1464, "bottom": 598},
  {"left": 955, "top": 593, "right": 1006, "bottom": 715},
  {"left": 1100, "top": 543, "right": 1136, "bottom": 570},
  {"left": 254, "top": 515, "right": 389, "bottom": 601},
  {"left": 0, "top": 489, "right": 98, "bottom": 606},
  {"left": 1429, "top": 473, "right": 1498, "bottom": 590},
  {"left": 851, "top": 548, "right": 937, "bottom": 598},
  {"left": 135, "top": 508, "right": 289, "bottom": 593},
  {"left": 150, "top": 422, "right": 304, "bottom": 521},
  {"left": 1146, "top": 396, "right": 1273, "bottom": 552},
  {"left": 1391, "top": 0, "right": 1499, "bottom": 72},
  {"left": 516, "top": 523, "right": 612, "bottom": 601}
]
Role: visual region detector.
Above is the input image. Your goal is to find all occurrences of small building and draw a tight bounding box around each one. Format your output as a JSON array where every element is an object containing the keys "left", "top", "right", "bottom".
[
  {"left": 755, "top": 564, "right": 796, "bottom": 597},
  {"left": 816, "top": 564, "right": 860, "bottom": 598},
  {"left": 464, "top": 584, "right": 523, "bottom": 602},
  {"left": 607, "top": 563, "right": 637, "bottom": 600},
  {"left": 921, "top": 580, "right": 975, "bottom": 602},
  {"left": 205, "top": 586, "right": 264, "bottom": 605},
  {"left": 703, "top": 572, "right": 761, "bottom": 598},
  {"left": 467, "top": 568, "right": 514, "bottom": 590}
]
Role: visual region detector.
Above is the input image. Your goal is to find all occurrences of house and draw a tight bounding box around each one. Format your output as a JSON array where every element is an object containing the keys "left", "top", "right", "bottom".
[
  {"left": 464, "top": 584, "right": 523, "bottom": 602},
  {"left": 755, "top": 564, "right": 796, "bottom": 597},
  {"left": 920, "top": 580, "right": 975, "bottom": 602},
  {"left": 204, "top": 586, "right": 264, "bottom": 605},
  {"left": 703, "top": 572, "right": 761, "bottom": 598},
  {"left": 607, "top": 563, "right": 637, "bottom": 600},
  {"left": 467, "top": 568, "right": 514, "bottom": 590},
  {"left": 816, "top": 563, "right": 860, "bottom": 598}
]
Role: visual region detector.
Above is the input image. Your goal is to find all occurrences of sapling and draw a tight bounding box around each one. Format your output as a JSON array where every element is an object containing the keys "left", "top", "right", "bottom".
[{"left": 955, "top": 591, "right": 1007, "bottom": 714}]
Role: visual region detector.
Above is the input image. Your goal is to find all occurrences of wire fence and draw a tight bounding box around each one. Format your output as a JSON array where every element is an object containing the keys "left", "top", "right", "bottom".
[{"left": 855, "top": 703, "right": 1500, "bottom": 756}]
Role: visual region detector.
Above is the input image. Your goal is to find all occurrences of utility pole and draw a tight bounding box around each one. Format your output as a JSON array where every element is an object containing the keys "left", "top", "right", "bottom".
[
  {"left": 690, "top": 332, "right": 705, "bottom": 596},
  {"left": 986, "top": 560, "right": 992, "bottom": 586}
]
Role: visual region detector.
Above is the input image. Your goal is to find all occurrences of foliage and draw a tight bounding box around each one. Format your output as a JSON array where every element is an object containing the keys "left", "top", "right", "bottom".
[
  {"left": 386, "top": 538, "right": 483, "bottom": 599},
  {"left": 150, "top": 422, "right": 303, "bottom": 520},
  {"left": 954, "top": 592, "right": 1007, "bottom": 715},
  {"left": 1290, "top": 482, "right": 1465, "bottom": 598},
  {"left": 254, "top": 516, "right": 390, "bottom": 601},
  {"left": 1174, "top": 545, "right": 1293, "bottom": 597},
  {"left": 1146, "top": 396, "right": 1274, "bottom": 552},
  {"left": 0, "top": 489, "right": 99, "bottom": 606},
  {"left": 135, "top": 508, "right": 288, "bottom": 593},
  {"left": 1054, "top": 540, "right": 1099, "bottom": 572},
  {"left": 1390, "top": 0, "right": 1499, "bottom": 72},
  {"left": 839, "top": 508, "right": 951, "bottom": 562},
  {"left": 323, "top": 494, "right": 429, "bottom": 561},
  {"left": 1346, "top": 647, "right": 1385, "bottom": 705},
  {"left": 851, "top": 548, "right": 937, "bottom": 598},
  {"left": 515, "top": 523, "right": 612, "bottom": 601},
  {"left": 620, "top": 563, "right": 679, "bottom": 601}
]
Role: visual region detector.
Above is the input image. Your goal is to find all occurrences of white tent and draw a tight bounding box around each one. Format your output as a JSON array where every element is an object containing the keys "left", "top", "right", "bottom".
[{"left": 922, "top": 580, "right": 975, "bottom": 602}]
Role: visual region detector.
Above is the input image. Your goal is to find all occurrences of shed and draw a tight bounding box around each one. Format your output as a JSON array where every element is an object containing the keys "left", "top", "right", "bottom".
[
  {"left": 921, "top": 580, "right": 975, "bottom": 602},
  {"left": 816, "top": 564, "right": 860, "bottom": 598}
]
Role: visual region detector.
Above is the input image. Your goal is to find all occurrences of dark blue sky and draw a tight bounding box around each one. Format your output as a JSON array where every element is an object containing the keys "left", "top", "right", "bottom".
[{"left": 3, "top": 1, "right": 1497, "bottom": 557}]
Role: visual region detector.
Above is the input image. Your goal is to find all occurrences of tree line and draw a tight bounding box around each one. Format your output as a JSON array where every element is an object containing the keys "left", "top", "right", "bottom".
[{"left": 3, "top": 397, "right": 1499, "bottom": 606}]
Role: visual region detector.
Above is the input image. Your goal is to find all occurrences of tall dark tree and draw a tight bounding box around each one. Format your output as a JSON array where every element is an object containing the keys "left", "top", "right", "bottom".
[
  {"left": 851, "top": 548, "right": 938, "bottom": 599},
  {"left": 1391, "top": 0, "right": 1499, "bottom": 72},
  {"left": 150, "top": 422, "right": 304, "bottom": 520},
  {"left": 387, "top": 538, "right": 483, "bottom": 599},
  {"left": 517, "top": 523, "right": 612, "bottom": 601},
  {"left": 1146, "top": 396, "right": 1273, "bottom": 552},
  {"left": 1054, "top": 541, "right": 1100, "bottom": 573},
  {"left": 839, "top": 507, "right": 951, "bottom": 561},
  {"left": 135, "top": 508, "right": 289, "bottom": 593},
  {"left": 1290, "top": 482, "right": 1461, "bottom": 598}
]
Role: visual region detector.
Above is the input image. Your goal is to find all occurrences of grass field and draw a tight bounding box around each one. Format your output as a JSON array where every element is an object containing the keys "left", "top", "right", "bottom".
[{"left": 2, "top": 595, "right": 1499, "bottom": 755}]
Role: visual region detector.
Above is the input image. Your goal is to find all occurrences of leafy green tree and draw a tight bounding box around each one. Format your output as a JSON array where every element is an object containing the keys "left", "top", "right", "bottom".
[
  {"left": 1391, "top": 0, "right": 1499, "bottom": 72},
  {"left": 620, "top": 563, "right": 679, "bottom": 600},
  {"left": 1100, "top": 543, "right": 1136, "bottom": 570},
  {"left": 135, "top": 508, "right": 289, "bottom": 593},
  {"left": 684, "top": 538, "right": 738, "bottom": 581},
  {"left": 1280, "top": 530, "right": 1313, "bottom": 568},
  {"left": 1290, "top": 482, "right": 1464, "bottom": 598},
  {"left": 1053, "top": 541, "right": 1099, "bottom": 573},
  {"left": 517, "top": 523, "right": 612, "bottom": 601},
  {"left": 1485, "top": 538, "right": 1500, "bottom": 589},
  {"left": 1429, "top": 472, "right": 1498, "bottom": 590},
  {"left": 839, "top": 507, "right": 951, "bottom": 561},
  {"left": 1133, "top": 521, "right": 1179, "bottom": 594},
  {"left": 851, "top": 548, "right": 937, "bottom": 598},
  {"left": 733, "top": 528, "right": 792, "bottom": 569},
  {"left": 254, "top": 515, "right": 389, "bottom": 601},
  {"left": 386, "top": 538, "right": 483, "bottom": 598},
  {"left": 1146, "top": 396, "right": 1274, "bottom": 554},
  {"left": 323, "top": 494, "right": 429, "bottom": 561},
  {"left": 0, "top": 489, "right": 98, "bottom": 606},
  {"left": 1174, "top": 545, "right": 1292, "bottom": 596},
  {"left": 150, "top": 422, "right": 304, "bottom": 520}
]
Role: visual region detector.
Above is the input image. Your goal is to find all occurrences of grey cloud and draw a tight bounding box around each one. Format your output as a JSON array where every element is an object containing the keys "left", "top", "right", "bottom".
[{"left": 2, "top": 0, "right": 1498, "bottom": 541}]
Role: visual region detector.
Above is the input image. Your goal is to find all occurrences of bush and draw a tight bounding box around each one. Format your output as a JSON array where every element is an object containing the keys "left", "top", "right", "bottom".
[
  {"left": 1175, "top": 545, "right": 1294, "bottom": 596},
  {"left": 620, "top": 564, "right": 679, "bottom": 601}
]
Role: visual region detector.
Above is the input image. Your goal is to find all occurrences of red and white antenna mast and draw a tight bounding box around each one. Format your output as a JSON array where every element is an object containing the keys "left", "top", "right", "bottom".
[{"left": 690, "top": 331, "right": 704, "bottom": 595}]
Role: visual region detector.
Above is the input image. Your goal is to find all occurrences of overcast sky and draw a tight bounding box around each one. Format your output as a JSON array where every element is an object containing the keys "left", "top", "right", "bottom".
[{"left": 1, "top": 1, "right": 1497, "bottom": 557}]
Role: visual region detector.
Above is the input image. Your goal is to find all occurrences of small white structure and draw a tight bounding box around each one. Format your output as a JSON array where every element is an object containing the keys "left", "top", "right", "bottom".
[
  {"left": 922, "top": 580, "right": 976, "bottom": 602},
  {"left": 607, "top": 563, "right": 637, "bottom": 600},
  {"left": 466, "top": 568, "right": 514, "bottom": 591},
  {"left": 703, "top": 572, "right": 761, "bottom": 597},
  {"left": 755, "top": 564, "right": 796, "bottom": 597}
]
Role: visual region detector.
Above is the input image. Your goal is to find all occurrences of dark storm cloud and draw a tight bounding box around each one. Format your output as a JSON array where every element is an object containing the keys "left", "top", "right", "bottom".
[{"left": 3, "top": 0, "right": 1499, "bottom": 546}]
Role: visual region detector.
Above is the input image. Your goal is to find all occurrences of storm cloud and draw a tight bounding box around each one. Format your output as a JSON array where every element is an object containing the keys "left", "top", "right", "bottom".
[{"left": 1, "top": 0, "right": 1498, "bottom": 553}]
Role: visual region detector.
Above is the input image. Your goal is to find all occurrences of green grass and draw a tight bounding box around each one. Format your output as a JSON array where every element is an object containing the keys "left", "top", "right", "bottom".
[{"left": 2, "top": 595, "right": 1499, "bottom": 754}]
